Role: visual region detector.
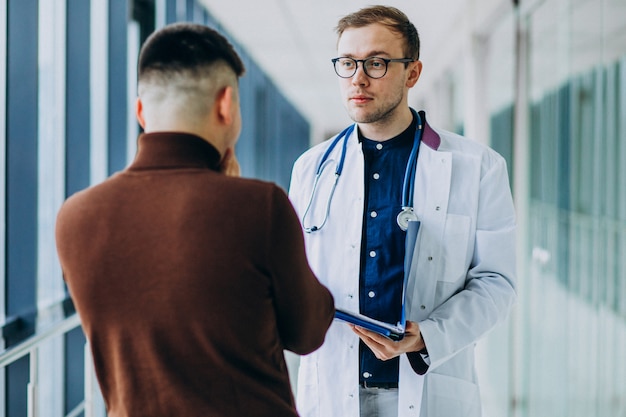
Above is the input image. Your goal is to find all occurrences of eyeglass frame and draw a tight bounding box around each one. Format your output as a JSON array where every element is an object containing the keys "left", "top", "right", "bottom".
[{"left": 331, "top": 56, "right": 416, "bottom": 79}]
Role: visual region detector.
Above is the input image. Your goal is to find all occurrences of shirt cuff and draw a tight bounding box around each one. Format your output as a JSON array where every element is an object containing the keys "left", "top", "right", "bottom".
[{"left": 407, "top": 346, "right": 430, "bottom": 375}]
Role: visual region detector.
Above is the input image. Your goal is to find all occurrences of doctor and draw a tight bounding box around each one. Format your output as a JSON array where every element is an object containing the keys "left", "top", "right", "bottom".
[{"left": 289, "top": 5, "right": 517, "bottom": 417}]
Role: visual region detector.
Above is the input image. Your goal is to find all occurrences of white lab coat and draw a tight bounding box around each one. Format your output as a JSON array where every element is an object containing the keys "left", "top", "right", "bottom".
[{"left": 288, "top": 117, "right": 517, "bottom": 417}]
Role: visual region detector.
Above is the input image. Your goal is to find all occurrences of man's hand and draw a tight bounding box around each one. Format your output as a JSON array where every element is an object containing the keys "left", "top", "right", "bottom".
[
  {"left": 219, "top": 147, "right": 241, "bottom": 177},
  {"left": 350, "top": 320, "right": 425, "bottom": 361}
]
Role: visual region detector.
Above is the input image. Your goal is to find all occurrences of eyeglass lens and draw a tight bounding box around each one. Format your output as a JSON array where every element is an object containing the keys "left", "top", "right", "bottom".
[{"left": 334, "top": 57, "right": 389, "bottom": 79}]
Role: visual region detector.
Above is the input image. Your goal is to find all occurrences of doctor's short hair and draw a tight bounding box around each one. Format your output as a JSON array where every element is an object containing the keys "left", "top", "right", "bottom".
[
  {"left": 335, "top": 5, "right": 420, "bottom": 61},
  {"left": 137, "top": 22, "right": 245, "bottom": 90}
]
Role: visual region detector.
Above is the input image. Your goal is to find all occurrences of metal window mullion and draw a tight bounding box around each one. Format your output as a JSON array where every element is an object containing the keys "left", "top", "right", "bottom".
[
  {"left": 90, "top": 0, "right": 109, "bottom": 185},
  {"left": 126, "top": 20, "right": 139, "bottom": 164},
  {"left": 0, "top": 0, "right": 5, "bottom": 401},
  {"left": 155, "top": 0, "right": 166, "bottom": 28},
  {"left": 176, "top": 0, "right": 185, "bottom": 21},
  {"left": 84, "top": 343, "right": 93, "bottom": 417},
  {"left": 511, "top": 7, "right": 531, "bottom": 417},
  {"left": 0, "top": 0, "right": 7, "bottom": 327},
  {"left": 83, "top": 341, "right": 105, "bottom": 417},
  {"left": 37, "top": 2, "right": 68, "bottom": 416},
  {"left": 37, "top": 0, "right": 67, "bottom": 312},
  {"left": 27, "top": 348, "right": 38, "bottom": 417}
]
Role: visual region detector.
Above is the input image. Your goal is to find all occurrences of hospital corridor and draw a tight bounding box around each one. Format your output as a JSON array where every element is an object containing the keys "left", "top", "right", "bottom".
[{"left": 0, "top": 0, "right": 625, "bottom": 416}]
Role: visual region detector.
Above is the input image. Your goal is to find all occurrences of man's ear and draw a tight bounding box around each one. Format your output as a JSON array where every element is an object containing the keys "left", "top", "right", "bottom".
[
  {"left": 216, "top": 86, "right": 235, "bottom": 125},
  {"left": 406, "top": 60, "right": 423, "bottom": 88},
  {"left": 135, "top": 97, "right": 146, "bottom": 128}
]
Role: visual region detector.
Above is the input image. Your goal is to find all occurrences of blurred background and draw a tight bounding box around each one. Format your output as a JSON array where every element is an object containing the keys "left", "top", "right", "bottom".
[{"left": 0, "top": 0, "right": 624, "bottom": 416}]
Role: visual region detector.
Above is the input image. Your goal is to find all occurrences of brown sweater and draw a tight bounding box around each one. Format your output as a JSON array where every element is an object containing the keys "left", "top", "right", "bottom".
[{"left": 55, "top": 132, "right": 334, "bottom": 417}]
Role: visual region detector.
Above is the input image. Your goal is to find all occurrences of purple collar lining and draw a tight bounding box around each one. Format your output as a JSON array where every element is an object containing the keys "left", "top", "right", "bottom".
[{"left": 418, "top": 110, "right": 441, "bottom": 150}]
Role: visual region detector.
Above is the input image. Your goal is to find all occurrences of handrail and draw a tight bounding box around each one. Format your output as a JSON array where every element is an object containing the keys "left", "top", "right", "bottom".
[
  {"left": 0, "top": 313, "right": 81, "bottom": 368},
  {"left": 0, "top": 312, "right": 92, "bottom": 417}
]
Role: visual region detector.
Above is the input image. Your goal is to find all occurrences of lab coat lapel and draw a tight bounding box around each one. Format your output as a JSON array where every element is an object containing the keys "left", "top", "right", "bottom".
[
  {"left": 405, "top": 142, "right": 452, "bottom": 322},
  {"left": 310, "top": 126, "right": 364, "bottom": 311},
  {"left": 336, "top": 127, "right": 365, "bottom": 249}
]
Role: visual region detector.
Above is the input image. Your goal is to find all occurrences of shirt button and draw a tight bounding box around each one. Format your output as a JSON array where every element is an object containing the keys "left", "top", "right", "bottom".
[
  {"left": 363, "top": 372, "right": 371, "bottom": 378},
  {"left": 373, "top": 173, "right": 380, "bottom": 180},
  {"left": 368, "top": 291, "right": 375, "bottom": 298},
  {"left": 376, "top": 143, "right": 383, "bottom": 150},
  {"left": 369, "top": 250, "right": 376, "bottom": 258},
  {"left": 370, "top": 211, "right": 377, "bottom": 218}
]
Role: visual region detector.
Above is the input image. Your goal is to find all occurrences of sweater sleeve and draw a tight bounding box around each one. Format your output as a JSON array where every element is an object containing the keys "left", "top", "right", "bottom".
[{"left": 267, "top": 186, "right": 335, "bottom": 354}]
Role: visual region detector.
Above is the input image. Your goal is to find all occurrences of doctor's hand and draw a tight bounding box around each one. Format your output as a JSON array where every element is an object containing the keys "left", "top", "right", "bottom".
[
  {"left": 219, "top": 147, "right": 241, "bottom": 177},
  {"left": 350, "top": 320, "right": 425, "bottom": 361}
]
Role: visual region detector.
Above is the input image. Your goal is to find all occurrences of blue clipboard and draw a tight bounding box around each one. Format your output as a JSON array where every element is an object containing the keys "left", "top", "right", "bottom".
[{"left": 334, "top": 220, "right": 420, "bottom": 341}]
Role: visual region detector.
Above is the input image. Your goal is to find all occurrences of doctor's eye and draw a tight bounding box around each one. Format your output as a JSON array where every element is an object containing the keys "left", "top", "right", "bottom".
[
  {"left": 338, "top": 58, "right": 356, "bottom": 68},
  {"left": 366, "top": 58, "right": 386, "bottom": 69}
]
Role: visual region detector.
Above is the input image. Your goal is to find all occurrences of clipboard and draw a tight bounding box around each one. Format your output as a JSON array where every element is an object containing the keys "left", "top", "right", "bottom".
[
  {"left": 334, "top": 220, "right": 421, "bottom": 341},
  {"left": 334, "top": 308, "right": 406, "bottom": 340}
]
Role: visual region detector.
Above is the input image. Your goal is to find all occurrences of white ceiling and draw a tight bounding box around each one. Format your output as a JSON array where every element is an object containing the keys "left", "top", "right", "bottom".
[{"left": 199, "top": 0, "right": 467, "bottom": 142}]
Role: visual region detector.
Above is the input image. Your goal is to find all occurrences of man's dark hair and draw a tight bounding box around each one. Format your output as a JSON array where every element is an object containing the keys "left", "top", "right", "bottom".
[
  {"left": 335, "top": 5, "right": 420, "bottom": 60},
  {"left": 138, "top": 22, "right": 245, "bottom": 81}
]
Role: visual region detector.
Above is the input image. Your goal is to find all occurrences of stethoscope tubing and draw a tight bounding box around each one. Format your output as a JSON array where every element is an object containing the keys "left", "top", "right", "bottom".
[
  {"left": 316, "top": 124, "right": 354, "bottom": 177},
  {"left": 302, "top": 111, "right": 423, "bottom": 233},
  {"left": 401, "top": 113, "right": 422, "bottom": 210},
  {"left": 302, "top": 125, "right": 354, "bottom": 233}
]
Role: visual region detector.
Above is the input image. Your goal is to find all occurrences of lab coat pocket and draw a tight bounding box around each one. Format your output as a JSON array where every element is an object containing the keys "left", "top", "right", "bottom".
[
  {"left": 423, "top": 372, "right": 481, "bottom": 417},
  {"left": 440, "top": 214, "right": 471, "bottom": 283},
  {"left": 296, "top": 356, "right": 320, "bottom": 417}
]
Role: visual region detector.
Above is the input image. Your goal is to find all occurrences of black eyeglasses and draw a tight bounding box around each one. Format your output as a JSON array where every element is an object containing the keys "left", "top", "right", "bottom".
[{"left": 331, "top": 57, "right": 415, "bottom": 79}]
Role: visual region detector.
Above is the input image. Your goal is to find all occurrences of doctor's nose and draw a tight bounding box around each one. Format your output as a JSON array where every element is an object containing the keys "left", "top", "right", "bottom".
[{"left": 351, "top": 65, "right": 370, "bottom": 86}]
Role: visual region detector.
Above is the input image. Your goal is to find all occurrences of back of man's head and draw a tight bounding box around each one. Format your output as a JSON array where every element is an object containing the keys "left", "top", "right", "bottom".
[
  {"left": 137, "top": 23, "right": 245, "bottom": 131},
  {"left": 138, "top": 23, "right": 244, "bottom": 81}
]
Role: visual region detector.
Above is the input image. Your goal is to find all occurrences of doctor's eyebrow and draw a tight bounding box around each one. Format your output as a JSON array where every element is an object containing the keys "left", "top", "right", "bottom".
[{"left": 339, "top": 51, "right": 392, "bottom": 58}]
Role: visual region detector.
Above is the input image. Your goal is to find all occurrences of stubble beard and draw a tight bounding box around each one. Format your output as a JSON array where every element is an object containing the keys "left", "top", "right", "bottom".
[{"left": 347, "top": 95, "right": 403, "bottom": 126}]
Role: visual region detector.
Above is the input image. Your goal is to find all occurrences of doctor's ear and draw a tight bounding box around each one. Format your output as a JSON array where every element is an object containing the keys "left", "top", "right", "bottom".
[{"left": 406, "top": 60, "right": 422, "bottom": 88}]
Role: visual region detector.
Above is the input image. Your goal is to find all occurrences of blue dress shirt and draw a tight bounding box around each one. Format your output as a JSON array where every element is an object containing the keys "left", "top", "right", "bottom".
[{"left": 358, "top": 114, "right": 417, "bottom": 384}]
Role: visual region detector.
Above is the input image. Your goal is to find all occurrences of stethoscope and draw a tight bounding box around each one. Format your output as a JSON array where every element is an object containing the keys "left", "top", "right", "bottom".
[{"left": 302, "top": 111, "right": 423, "bottom": 233}]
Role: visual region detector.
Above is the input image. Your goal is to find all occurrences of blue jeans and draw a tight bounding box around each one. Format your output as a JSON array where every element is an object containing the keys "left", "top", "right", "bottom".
[{"left": 359, "top": 386, "right": 399, "bottom": 417}]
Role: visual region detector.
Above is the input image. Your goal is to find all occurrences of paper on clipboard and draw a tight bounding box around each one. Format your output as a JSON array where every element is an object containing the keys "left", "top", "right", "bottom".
[{"left": 334, "top": 220, "right": 421, "bottom": 341}]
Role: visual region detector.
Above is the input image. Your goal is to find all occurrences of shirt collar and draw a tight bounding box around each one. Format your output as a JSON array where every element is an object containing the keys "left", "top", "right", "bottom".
[
  {"left": 354, "top": 109, "right": 441, "bottom": 151},
  {"left": 358, "top": 111, "right": 416, "bottom": 150}
]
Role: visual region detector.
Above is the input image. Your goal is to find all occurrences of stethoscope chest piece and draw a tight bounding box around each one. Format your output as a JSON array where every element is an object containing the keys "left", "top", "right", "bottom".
[{"left": 396, "top": 207, "right": 418, "bottom": 231}]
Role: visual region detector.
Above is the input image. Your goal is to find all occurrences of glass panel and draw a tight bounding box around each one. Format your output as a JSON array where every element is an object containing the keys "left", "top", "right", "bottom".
[{"left": 524, "top": 0, "right": 626, "bottom": 415}]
